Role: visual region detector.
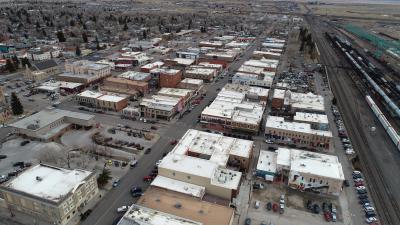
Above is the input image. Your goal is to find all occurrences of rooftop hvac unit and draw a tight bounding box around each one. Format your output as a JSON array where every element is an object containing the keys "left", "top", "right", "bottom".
[
  {"left": 174, "top": 203, "right": 182, "bottom": 209},
  {"left": 36, "top": 176, "right": 43, "bottom": 181}
]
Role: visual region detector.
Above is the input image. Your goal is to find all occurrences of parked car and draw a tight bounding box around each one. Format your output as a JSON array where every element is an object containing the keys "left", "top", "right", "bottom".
[
  {"left": 324, "top": 212, "right": 332, "bottom": 222},
  {"left": 364, "top": 207, "right": 375, "bottom": 212},
  {"left": 254, "top": 200, "right": 260, "bottom": 209},
  {"left": 156, "top": 160, "right": 162, "bottom": 167},
  {"left": 266, "top": 202, "right": 272, "bottom": 211},
  {"left": 312, "top": 204, "right": 320, "bottom": 214},
  {"left": 332, "top": 212, "right": 337, "bottom": 222},
  {"left": 356, "top": 186, "right": 366, "bottom": 190},
  {"left": 359, "top": 194, "right": 368, "bottom": 199},
  {"left": 170, "top": 140, "right": 177, "bottom": 145},
  {"left": 143, "top": 175, "right": 155, "bottom": 182},
  {"left": 117, "top": 206, "right": 129, "bottom": 213},
  {"left": 244, "top": 218, "right": 251, "bottom": 225},
  {"left": 131, "top": 187, "right": 143, "bottom": 197},
  {"left": 253, "top": 183, "right": 264, "bottom": 190},
  {"left": 359, "top": 199, "right": 370, "bottom": 205},
  {"left": 0, "top": 155, "right": 7, "bottom": 159},
  {"left": 20, "top": 140, "right": 30, "bottom": 146},
  {"left": 366, "top": 217, "right": 378, "bottom": 224},
  {"left": 145, "top": 148, "right": 151, "bottom": 154},
  {"left": 343, "top": 180, "right": 350, "bottom": 187},
  {"left": 130, "top": 160, "right": 138, "bottom": 168},
  {"left": 112, "top": 179, "right": 120, "bottom": 187},
  {"left": 265, "top": 139, "right": 274, "bottom": 144},
  {"left": 357, "top": 189, "right": 367, "bottom": 194}
]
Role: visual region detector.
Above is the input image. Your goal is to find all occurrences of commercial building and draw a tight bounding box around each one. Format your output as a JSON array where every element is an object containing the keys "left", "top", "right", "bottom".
[
  {"left": 0, "top": 164, "right": 98, "bottom": 225},
  {"left": 252, "top": 51, "right": 281, "bottom": 60},
  {"left": 164, "top": 58, "right": 195, "bottom": 69},
  {"left": 203, "top": 50, "right": 238, "bottom": 62},
  {"left": 24, "top": 59, "right": 60, "bottom": 81},
  {"left": 158, "top": 88, "right": 194, "bottom": 106},
  {"left": 176, "top": 51, "right": 199, "bottom": 60},
  {"left": 184, "top": 67, "right": 217, "bottom": 82},
  {"left": 9, "top": 108, "right": 95, "bottom": 142},
  {"left": 116, "top": 204, "right": 202, "bottom": 225},
  {"left": 58, "top": 60, "right": 111, "bottom": 84},
  {"left": 136, "top": 187, "right": 235, "bottom": 225},
  {"left": 199, "top": 41, "right": 224, "bottom": 48},
  {"left": 139, "top": 95, "right": 182, "bottom": 120},
  {"left": 265, "top": 116, "right": 332, "bottom": 150},
  {"left": 118, "top": 71, "right": 151, "bottom": 82},
  {"left": 36, "top": 81, "right": 83, "bottom": 94},
  {"left": 232, "top": 71, "right": 275, "bottom": 88},
  {"left": 243, "top": 59, "right": 279, "bottom": 72},
  {"left": 178, "top": 78, "right": 204, "bottom": 93},
  {"left": 151, "top": 68, "right": 182, "bottom": 88},
  {"left": 197, "top": 62, "right": 223, "bottom": 72},
  {"left": 201, "top": 84, "right": 267, "bottom": 134},
  {"left": 117, "top": 51, "right": 152, "bottom": 66},
  {"left": 102, "top": 77, "right": 149, "bottom": 96},
  {"left": 293, "top": 112, "right": 329, "bottom": 131},
  {"left": 28, "top": 47, "right": 61, "bottom": 61},
  {"left": 237, "top": 65, "right": 265, "bottom": 75},
  {"left": 271, "top": 89, "right": 325, "bottom": 114},
  {"left": 278, "top": 148, "right": 344, "bottom": 195},
  {"left": 140, "top": 61, "right": 164, "bottom": 73},
  {"left": 255, "top": 150, "right": 277, "bottom": 181},
  {"left": 75, "top": 90, "right": 128, "bottom": 111}
]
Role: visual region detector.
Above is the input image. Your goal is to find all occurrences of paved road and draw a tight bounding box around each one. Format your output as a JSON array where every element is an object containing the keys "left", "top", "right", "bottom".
[
  {"left": 307, "top": 15, "right": 400, "bottom": 225},
  {"left": 79, "top": 30, "right": 270, "bottom": 225}
]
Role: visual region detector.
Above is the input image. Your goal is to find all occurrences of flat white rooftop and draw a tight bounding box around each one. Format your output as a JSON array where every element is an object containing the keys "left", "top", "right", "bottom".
[
  {"left": 77, "top": 90, "right": 103, "bottom": 99},
  {"left": 151, "top": 176, "right": 205, "bottom": 199},
  {"left": 273, "top": 89, "right": 286, "bottom": 99},
  {"left": 277, "top": 148, "right": 345, "bottom": 180},
  {"left": 118, "top": 204, "right": 202, "bottom": 225},
  {"left": 3, "top": 164, "right": 92, "bottom": 203},
  {"left": 38, "top": 81, "right": 83, "bottom": 90},
  {"left": 150, "top": 67, "right": 181, "bottom": 75},
  {"left": 293, "top": 112, "right": 329, "bottom": 125},
  {"left": 118, "top": 71, "right": 150, "bottom": 81},
  {"left": 265, "top": 116, "right": 332, "bottom": 137},
  {"left": 140, "top": 95, "right": 181, "bottom": 111},
  {"left": 141, "top": 61, "right": 164, "bottom": 69},
  {"left": 180, "top": 78, "right": 204, "bottom": 86},
  {"left": 186, "top": 67, "right": 216, "bottom": 75},
  {"left": 77, "top": 90, "right": 127, "bottom": 102},
  {"left": 97, "top": 94, "right": 127, "bottom": 103},
  {"left": 257, "top": 150, "right": 277, "bottom": 174},
  {"left": 244, "top": 60, "right": 278, "bottom": 69},
  {"left": 158, "top": 88, "right": 193, "bottom": 98},
  {"left": 171, "top": 58, "right": 195, "bottom": 66},
  {"left": 237, "top": 65, "right": 265, "bottom": 75},
  {"left": 210, "top": 168, "right": 241, "bottom": 190},
  {"left": 289, "top": 92, "right": 325, "bottom": 112}
]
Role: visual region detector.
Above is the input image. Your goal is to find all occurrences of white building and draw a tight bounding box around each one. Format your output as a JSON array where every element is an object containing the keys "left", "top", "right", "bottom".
[
  {"left": 201, "top": 84, "right": 267, "bottom": 133},
  {"left": 232, "top": 71, "right": 275, "bottom": 88},
  {"left": 0, "top": 164, "right": 98, "bottom": 225},
  {"left": 117, "top": 204, "right": 202, "bottom": 225},
  {"left": 276, "top": 148, "right": 344, "bottom": 195},
  {"left": 293, "top": 112, "right": 329, "bottom": 131}
]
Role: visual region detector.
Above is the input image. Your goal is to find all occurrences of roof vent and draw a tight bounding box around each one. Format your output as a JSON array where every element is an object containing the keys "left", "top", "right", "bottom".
[
  {"left": 36, "top": 176, "right": 43, "bottom": 181},
  {"left": 300, "top": 163, "right": 306, "bottom": 167},
  {"left": 174, "top": 203, "right": 182, "bottom": 209},
  {"left": 156, "top": 198, "right": 161, "bottom": 202}
]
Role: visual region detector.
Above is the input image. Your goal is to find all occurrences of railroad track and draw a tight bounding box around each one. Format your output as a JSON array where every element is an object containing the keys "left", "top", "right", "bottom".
[{"left": 306, "top": 15, "right": 400, "bottom": 225}]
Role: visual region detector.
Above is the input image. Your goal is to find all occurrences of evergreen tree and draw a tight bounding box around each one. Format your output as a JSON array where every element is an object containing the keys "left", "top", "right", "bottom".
[
  {"left": 75, "top": 46, "right": 81, "bottom": 56},
  {"left": 21, "top": 57, "right": 31, "bottom": 68},
  {"left": 35, "top": 21, "right": 40, "bottom": 28},
  {"left": 82, "top": 33, "right": 88, "bottom": 43},
  {"left": 70, "top": 19, "right": 75, "bottom": 26},
  {"left": 5, "top": 59, "right": 16, "bottom": 72},
  {"left": 142, "top": 30, "right": 147, "bottom": 39},
  {"left": 97, "top": 168, "right": 111, "bottom": 187},
  {"left": 12, "top": 55, "right": 19, "bottom": 68},
  {"left": 10, "top": 92, "right": 23, "bottom": 115},
  {"left": 56, "top": 30, "right": 66, "bottom": 42},
  {"left": 83, "top": 23, "right": 87, "bottom": 30},
  {"left": 123, "top": 22, "right": 128, "bottom": 31}
]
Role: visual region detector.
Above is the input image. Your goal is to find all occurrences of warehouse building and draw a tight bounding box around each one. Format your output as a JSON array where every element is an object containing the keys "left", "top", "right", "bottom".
[
  {"left": 232, "top": 71, "right": 275, "bottom": 88},
  {"left": 265, "top": 116, "right": 332, "bottom": 150},
  {"left": 293, "top": 112, "right": 329, "bottom": 131},
  {"left": 0, "top": 164, "right": 98, "bottom": 225},
  {"left": 9, "top": 108, "right": 95, "bottom": 142},
  {"left": 101, "top": 77, "right": 149, "bottom": 96},
  {"left": 271, "top": 89, "right": 325, "bottom": 114}
]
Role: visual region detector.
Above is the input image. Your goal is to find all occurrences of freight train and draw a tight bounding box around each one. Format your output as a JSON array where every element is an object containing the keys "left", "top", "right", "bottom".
[{"left": 325, "top": 32, "right": 400, "bottom": 118}]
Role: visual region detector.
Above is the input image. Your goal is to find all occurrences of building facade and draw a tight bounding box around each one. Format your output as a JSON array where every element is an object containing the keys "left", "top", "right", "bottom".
[{"left": 0, "top": 164, "right": 99, "bottom": 225}]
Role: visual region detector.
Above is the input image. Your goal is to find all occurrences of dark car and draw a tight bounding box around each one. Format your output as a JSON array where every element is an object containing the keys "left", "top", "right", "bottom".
[
  {"left": 365, "top": 211, "right": 376, "bottom": 217},
  {"left": 359, "top": 199, "right": 370, "bottom": 205},
  {"left": 244, "top": 218, "right": 251, "bottom": 225},
  {"left": 306, "top": 200, "right": 313, "bottom": 210},
  {"left": 0, "top": 155, "right": 7, "bottom": 159},
  {"left": 20, "top": 140, "right": 30, "bottom": 146},
  {"left": 358, "top": 194, "right": 368, "bottom": 199},
  {"left": 145, "top": 148, "right": 151, "bottom": 154},
  {"left": 357, "top": 189, "right": 367, "bottom": 194},
  {"left": 131, "top": 187, "right": 143, "bottom": 197},
  {"left": 80, "top": 209, "right": 92, "bottom": 220},
  {"left": 343, "top": 179, "right": 350, "bottom": 187},
  {"left": 313, "top": 204, "right": 320, "bottom": 214},
  {"left": 266, "top": 202, "right": 272, "bottom": 211},
  {"left": 150, "top": 126, "right": 157, "bottom": 130},
  {"left": 13, "top": 161, "right": 25, "bottom": 167}
]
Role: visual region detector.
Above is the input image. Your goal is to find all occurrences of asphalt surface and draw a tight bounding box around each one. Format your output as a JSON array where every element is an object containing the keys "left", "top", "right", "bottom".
[
  {"left": 307, "top": 15, "right": 400, "bottom": 225},
  {"left": 78, "top": 30, "right": 270, "bottom": 225}
]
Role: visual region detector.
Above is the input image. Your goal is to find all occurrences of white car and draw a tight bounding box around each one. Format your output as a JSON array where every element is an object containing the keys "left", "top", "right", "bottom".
[
  {"left": 265, "top": 139, "right": 274, "bottom": 144},
  {"left": 117, "top": 206, "right": 129, "bottom": 213},
  {"left": 155, "top": 160, "right": 162, "bottom": 166},
  {"left": 354, "top": 178, "right": 364, "bottom": 183},
  {"left": 345, "top": 149, "right": 355, "bottom": 155},
  {"left": 366, "top": 217, "right": 378, "bottom": 223},
  {"left": 364, "top": 206, "right": 375, "bottom": 212},
  {"left": 356, "top": 186, "right": 366, "bottom": 190}
]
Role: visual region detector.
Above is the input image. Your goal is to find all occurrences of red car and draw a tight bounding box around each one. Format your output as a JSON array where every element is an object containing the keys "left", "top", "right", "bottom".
[
  {"left": 354, "top": 182, "right": 364, "bottom": 187},
  {"left": 324, "top": 212, "right": 332, "bottom": 222},
  {"left": 170, "top": 140, "right": 177, "bottom": 145},
  {"left": 143, "top": 176, "right": 155, "bottom": 182},
  {"left": 272, "top": 203, "right": 278, "bottom": 212}
]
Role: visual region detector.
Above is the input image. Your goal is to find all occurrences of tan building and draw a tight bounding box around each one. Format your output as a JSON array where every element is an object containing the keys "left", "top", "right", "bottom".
[
  {"left": 139, "top": 95, "right": 181, "bottom": 120},
  {"left": 265, "top": 116, "right": 332, "bottom": 150},
  {"left": 0, "top": 164, "right": 99, "bottom": 225},
  {"left": 178, "top": 78, "right": 204, "bottom": 93},
  {"left": 157, "top": 88, "right": 194, "bottom": 106},
  {"left": 102, "top": 77, "right": 149, "bottom": 96},
  {"left": 58, "top": 60, "right": 111, "bottom": 84},
  {"left": 75, "top": 90, "right": 128, "bottom": 112},
  {"left": 137, "top": 187, "right": 235, "bottom": 225},
  {"left": 24, "top": 59, "right": 60, "bottom": 81},
  {"left": 184, "top": 67, "right": 217, "bottom": 82},
  {"left": 9, "top": 108, "right": 95, "bottom": 142}
]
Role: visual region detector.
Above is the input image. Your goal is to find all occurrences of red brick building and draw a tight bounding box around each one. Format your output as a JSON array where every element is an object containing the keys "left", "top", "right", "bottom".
[{"left": 159, "top": 68, "right": 182, "bottom": 88}]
